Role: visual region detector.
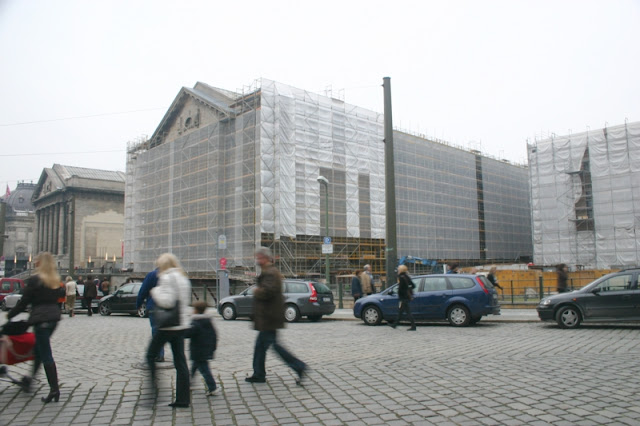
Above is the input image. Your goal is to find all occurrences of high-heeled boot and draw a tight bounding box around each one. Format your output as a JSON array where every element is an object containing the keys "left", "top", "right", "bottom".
[{"left": 41, "top": 364, "right": 60, "bottom": 403}]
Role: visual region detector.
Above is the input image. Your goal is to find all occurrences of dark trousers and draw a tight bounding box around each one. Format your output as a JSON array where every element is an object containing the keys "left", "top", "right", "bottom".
[
  {"left": 190, "top": 360, "right": 216, "bottom": 392},
  {"left": 397, "top": 299, "right": 415, "bottom": 327},
  {"left": 148, "top": 310, "right": 165, "bottom": 358},
  {"left": 33, "top": 322, "right": 58, "bottom": 375},
  {"left": 85, "top": 297, "right": 94, "bottom": 315},
  {"left": 146, "top": 330, "right": 189, "bottom": 405},
  {"left": 252, "top": 330, "right": 305, "bottom": 379}
]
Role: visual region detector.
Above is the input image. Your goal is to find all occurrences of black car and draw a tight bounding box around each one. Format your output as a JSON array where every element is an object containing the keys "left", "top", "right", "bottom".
[
  {"left": 537, "top": 269, "right": 640, "bottom": 328},
  {"left": 98, "top": 282, "right": 148, "bottom": 317},
  {"left": 218, "top": 279, "right": 335, "bottom": 322}
]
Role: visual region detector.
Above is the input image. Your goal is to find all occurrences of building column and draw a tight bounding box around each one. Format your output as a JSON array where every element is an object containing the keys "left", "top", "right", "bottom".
[
  {"left": 55, "top": 203, "right": 62, "bottom": 255},
  {"left": 35, "top": 210, "right": 41, "bottom": 253},
  {"left": 43, "top": 208, "right": 48, "bottom": 253},
  {"left": 48, "top": 206, "right": 54, "bottom": 253}
]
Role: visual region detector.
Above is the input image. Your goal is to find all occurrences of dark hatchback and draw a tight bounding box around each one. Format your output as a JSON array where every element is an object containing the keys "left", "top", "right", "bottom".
[
  {"left": 98, "top": 282, "right": 148, "bottom": 317},
  {"left": 537, "top": 269, "right": 640, "bottom": 328},
  {"left": 353, "top": 274, "right": 500, "bottom": 327},
  {"left": 218, "top": 279, "right": 335, "bottom": 322}
]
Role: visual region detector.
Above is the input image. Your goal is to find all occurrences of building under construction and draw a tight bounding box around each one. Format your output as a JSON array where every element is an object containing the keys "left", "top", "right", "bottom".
[
  {"left": 125, "top": 79, "right": 532, "bottom": 283},
  {"left": 528, "top": 121, "right": 640, "bottom": 269}
]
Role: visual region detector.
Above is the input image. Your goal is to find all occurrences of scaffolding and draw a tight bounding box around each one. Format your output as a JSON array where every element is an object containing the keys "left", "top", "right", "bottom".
[{"left": 528, "top": 121, "right": 640, "bottom": 268}]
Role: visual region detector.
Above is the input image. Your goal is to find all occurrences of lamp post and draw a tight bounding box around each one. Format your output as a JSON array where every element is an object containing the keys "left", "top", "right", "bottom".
[{"left": 317, "top": 176, "right": 339, "bottom": 307}]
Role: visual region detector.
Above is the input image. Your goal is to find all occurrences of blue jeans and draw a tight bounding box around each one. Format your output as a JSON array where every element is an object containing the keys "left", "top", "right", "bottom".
[
  {"left": 148, "top": 310, "right": 164, "bottom": 358},
  {"left": 191, "top": 360, "right": 216, "bottom": 392},
  {"left": 33, "top": 322, "right": 57, "bottom": 375},
  {"left": 146, "top": 330, "right": 189, "bottom": 405},
  {"left": 252, "top": 330, "right": 305, "bottom": 379}
]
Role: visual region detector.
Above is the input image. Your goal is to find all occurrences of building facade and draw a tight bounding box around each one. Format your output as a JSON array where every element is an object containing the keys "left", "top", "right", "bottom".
[
  {"left": 32, "top": 165, "right": 125, "bottom": 271},
  {"left": 528, "top": 121, "right": 640, "bottom": 268},
  {"left": 0, "top": 182, "right": 37, "bottom": 275},
  {"left": 125, "top": 79, "right": 532, "bottom": 281}
]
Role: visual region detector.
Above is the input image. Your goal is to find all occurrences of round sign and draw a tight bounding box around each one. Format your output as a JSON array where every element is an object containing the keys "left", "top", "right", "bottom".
[{"left": 220, "top": 257, "right": 227, "bottom": 269}]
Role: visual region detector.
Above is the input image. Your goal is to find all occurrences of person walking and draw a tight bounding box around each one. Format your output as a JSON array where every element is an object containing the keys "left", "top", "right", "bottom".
[
  {"left": 487, "top": 266, "right": 502, "bottom": 291},
  {"left": 100, "top": 277, "right": 110, "bottom": 296},
  {"left": 351, "top": 269, "right": 363, "bottom": 302},
  {"left": 245, "top": 247, "right": 307, "bottom": 385},
  {"left": 556, "top": 264, "right": 569, "bottom": 293},
  {"left": 185, "top": 301, "right": 218, "bottom": 396},
  {"left": 447, "top": 262, "right": 459, "bottom": 274},
  {"left": 137, "top": 268, "right": 165, "bottom": 362},
  {"left": 83, "top": 275, "right": 98, "bottom": 316},
  {"left": 391, "top": 265, "right": 416, "bottom": 331},
  {"left": 360, "top": 269, "right": 373, "bottom": 296},
  {"left": 146, "top": 253, "right": 192, "bottom": 408},
  {"left": 7, "top": 252, "right": 66, "bottom": 403},
  {"left": 64, "top": 276, "right": 77, "bottom": 317},
  {"left": 364, "top": 264, "right": 375, "bottom": 293}
]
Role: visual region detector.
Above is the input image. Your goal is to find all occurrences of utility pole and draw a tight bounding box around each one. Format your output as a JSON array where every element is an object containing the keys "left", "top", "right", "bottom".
[{"left": 383, "top": 77, "right": 398, "bottom": 289}]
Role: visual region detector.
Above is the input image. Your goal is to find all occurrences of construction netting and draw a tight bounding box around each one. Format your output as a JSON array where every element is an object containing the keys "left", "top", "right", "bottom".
[{"left": 528, "top": 121, "right": 640, "bottom": 268}]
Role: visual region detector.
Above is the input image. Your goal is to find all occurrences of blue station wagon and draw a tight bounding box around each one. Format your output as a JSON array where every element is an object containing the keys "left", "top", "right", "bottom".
[{"left": 353, "top": 274, "right": 500, "bottom": 327}]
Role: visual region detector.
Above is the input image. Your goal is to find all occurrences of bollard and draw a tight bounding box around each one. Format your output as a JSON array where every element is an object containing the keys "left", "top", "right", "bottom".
[{"left": 539, "top": 276, "right": 544, "bottom": 299}]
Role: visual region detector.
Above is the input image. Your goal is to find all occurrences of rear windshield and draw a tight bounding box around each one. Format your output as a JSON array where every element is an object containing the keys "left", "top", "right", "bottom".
[
  {"left": 311, "top": 282, "right": 332, "bottom": 294},
  {"left": 448, "top": 277, "right": 475, "bottom": 290}
]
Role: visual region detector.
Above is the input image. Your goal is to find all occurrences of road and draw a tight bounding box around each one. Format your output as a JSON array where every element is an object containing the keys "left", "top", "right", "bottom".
[{"left": 1, "top": 313, "right": 640, "bottom": 425}]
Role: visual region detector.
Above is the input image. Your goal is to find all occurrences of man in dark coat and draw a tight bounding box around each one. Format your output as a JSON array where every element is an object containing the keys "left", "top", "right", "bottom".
[
  {"left": 245, "top": 247, "right": 307, "bottom": 385},
  {"left": 83, "top": 275, "right": 98, "bottom": 316},
  {"left": 136, "top": 269, "right": 165, "bottom": 361}
]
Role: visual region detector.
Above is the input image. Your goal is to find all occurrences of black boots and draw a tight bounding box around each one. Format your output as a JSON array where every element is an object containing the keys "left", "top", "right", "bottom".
[
  {"left": 19, "top": 376, "right": 32, "bottom": 393},
  {"left": 41, "top": 364, "right": 60, "bottom": 403}
]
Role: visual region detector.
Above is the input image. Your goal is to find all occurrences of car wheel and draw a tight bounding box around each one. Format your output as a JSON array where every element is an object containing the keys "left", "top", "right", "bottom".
[
  {"left": 362, "top": 305, "right": 382, "bottom": 326},
  {"left": 284, "top": 304, "right": 300, "bottom": 322},
  {"left": 221, "top": 304, "right": 237, "bottom": 321},
  {"left": 0, "top": 300, "right": 6, "bottom": 311},
  {"left": 308, "top": 315, "right": 322, "bottom": 322},
  {"left": 138, "top": 305, "right": 148, "bottom": 318},
  {"left": 99, "top": 302, "right": 112, "bottom": 316},
  {"left": 447, "top": 305, "right": 471, "bottom": 327},
  {"left": 556, "top": 305, "right": 581, "bottom": 329}
]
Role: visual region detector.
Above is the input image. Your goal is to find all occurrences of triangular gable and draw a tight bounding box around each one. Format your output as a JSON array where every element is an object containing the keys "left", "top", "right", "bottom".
[{"left": 32, "top": 167, "right": 64, "bottom": 202}]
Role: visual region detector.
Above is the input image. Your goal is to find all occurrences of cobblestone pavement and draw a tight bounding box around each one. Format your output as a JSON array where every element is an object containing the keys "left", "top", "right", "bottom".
[{"left": 1, "top": 314, "right": 640, "bottom": 425}]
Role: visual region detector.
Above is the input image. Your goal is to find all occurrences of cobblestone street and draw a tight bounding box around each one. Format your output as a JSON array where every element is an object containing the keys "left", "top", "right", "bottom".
[{"left": 2, "top": 314, "right": 640, "bottom": 425}]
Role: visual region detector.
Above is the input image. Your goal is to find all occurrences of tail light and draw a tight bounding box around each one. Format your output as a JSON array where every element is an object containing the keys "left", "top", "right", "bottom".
[
  {"left": 476, "top": 277, "right": 489, "bottom": 294},
  {"left": 309, "top": 283, "right": 318, "bottom": 302}
]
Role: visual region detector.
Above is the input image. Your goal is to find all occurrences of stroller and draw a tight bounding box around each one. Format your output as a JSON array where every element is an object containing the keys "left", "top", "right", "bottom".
[{"left": 0, "top": 320, "right": 35, "bottom": 386}]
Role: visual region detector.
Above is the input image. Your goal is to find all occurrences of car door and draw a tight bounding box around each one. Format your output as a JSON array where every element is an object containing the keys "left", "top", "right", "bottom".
[
  {"left": 111, "top": 284, "right": 134, "bottom": 312},
  {"left": 235, "top": 286, "right": 255, "bottom": 316},
  {"left": 414, "top": 276, "right": 450, "bottom": 319},
  {"left": 582, "top": 273, "right": 636, "bottom": 319},
  {"left": 378, "top": 284, "right": 401, "bottom": 319},
  {"left": 121, "top": 284, "right": 140, "bottom": 312}
]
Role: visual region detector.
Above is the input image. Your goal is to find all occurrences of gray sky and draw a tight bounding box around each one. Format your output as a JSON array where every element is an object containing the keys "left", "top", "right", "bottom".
[{"left": 1, "top": 0, "right": 638, "bottom": 189}]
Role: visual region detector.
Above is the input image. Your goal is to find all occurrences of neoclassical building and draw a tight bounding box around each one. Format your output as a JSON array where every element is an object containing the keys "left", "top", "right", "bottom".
[
  {"left": 1, "top": 182, "right": 37, "bottom": 275},
  {"left": 32, "top": 165, "right": 125, "bottom": 270}
]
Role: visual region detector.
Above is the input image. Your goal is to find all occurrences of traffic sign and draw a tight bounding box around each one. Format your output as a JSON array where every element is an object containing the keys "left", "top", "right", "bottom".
[
  {"left": 218, "top": 234, "right": 227, "bottom": 250},
  {"left": 220, "top": 257, "right": 227, "bottom": 269},
  {"left": 322, "top": 244, "right": 333, "bottom": 254},
  {"left": 323, "top": 236, "right": 332, "bottom": 244}
]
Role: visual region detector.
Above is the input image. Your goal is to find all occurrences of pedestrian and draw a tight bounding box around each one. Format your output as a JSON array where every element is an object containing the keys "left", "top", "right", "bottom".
[
  {"left": 100, "top": 276, "right": 110, "bottom": 295},
  {"left": 487, "top": 266, "right": 502, "bottom": 290},
  {"left": 360, "top": 269, "right": 374, "bottom": 296},
  {"left": 6, "top": 252, "right": 66, "bottom": 403},
  {"left": 351, "top": 269, "right": 363, "bottom": 302},
  {"left": 76, "top": 275, "right": 85, "bottom": 285},
  {"left": 83, "top": 274, "right": 98, "bottom": 316},
  {"left": 364, "top": 264, "right": 375, "bottom": 293},
  {"left": 556, "top": 264, "right": 569, "bottom": 293},
  {"left": 57, "top": 280, "right": 66, "bottom": 311},
  {"left": 137, "top": 268, "right": 165, "bottom": 362},
  {"left": 185, "top": 301, "right": 218, "bottom": 396},
  {"left": 447, "top": 262, "right": 459, "bottom": 274},
  {"left": 146, "top": 253, "right": 192, "bottom": 408},
  {"left": 391, "top": 264, "right": 416, "bottom": 331},
  {"left": 245, "top": 247, "right": 307, "bottom": 385},
  {"left": 64, "top": 276, "right": 77, "bottom": 317}
]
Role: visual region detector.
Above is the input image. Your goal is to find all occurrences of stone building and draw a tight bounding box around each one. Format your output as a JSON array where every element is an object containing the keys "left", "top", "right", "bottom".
[
  {"left": 0, "top": 182, "right": 37, "bottom": 275},
  {"left": 32, "top": 164, "right": 125, "bottom": 271}
]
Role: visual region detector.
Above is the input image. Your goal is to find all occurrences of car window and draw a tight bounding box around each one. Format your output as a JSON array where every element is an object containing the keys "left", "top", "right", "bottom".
[
  {"left": 244, "top": 286, "right": 255, "bottom": 296},
  {"left": 478, "top": 275, "right": 493, "bottom": 289},
  {"left": 421, "top": 277, "right": 448, "bottom": 292},
  {"left": 448, "top": 277, "right": 475, "bottom": 290},
  {"left": 311, "top": 282, "right": 331, "bottom": 294},
  {"left": 595, "top": 274, "right": 633, "bottom": 292},
  {"left": 120, "top": 284, "right": 135, "bottom": 294},
  {"left": 2, "top": 282, "right": 11, "bottom": 291},
  {"left": 285, "top": 282, "right": 308, "bottom": 294}
]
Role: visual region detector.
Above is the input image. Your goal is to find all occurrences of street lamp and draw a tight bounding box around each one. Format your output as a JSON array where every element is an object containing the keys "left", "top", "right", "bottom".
[{"left": 317, "top": 176, "right": 340, "bottom": 308}]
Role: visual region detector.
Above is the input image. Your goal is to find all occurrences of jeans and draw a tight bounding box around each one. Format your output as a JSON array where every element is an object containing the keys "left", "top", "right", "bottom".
[
  {"left": 190, "top": 360, "right": 216, "bottom": 392},
  {"left": 252, "top": 330, "right": 305, "bottom": 379},
  {"left": 33, "top": 322, "right": 58, "bottom": 375},
  {"left": 397, "top": 299, "right": 415, "bottom": 327},
  {"left": 148, "top": 310, "right": 164, "bottom": 358},
  {"left": 146, "top": 329, "right": 189, "bottom": 405}
]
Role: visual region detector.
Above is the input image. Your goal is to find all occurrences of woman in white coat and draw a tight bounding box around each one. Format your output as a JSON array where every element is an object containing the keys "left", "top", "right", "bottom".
[{"left": 146, "top": 253, "right": 192, "bottom": 408}]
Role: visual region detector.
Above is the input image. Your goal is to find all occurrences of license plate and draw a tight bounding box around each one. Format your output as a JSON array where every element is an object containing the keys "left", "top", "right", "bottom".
[{"left": 322, "top": 297, "right": 331, "bottom": 302}]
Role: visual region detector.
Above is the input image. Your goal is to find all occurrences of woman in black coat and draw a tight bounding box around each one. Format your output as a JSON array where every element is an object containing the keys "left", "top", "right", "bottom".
[
  {"left": 351, "top": 270, "right": 363, "bottom": 301},
  {"left": 7, "top": 252, "right": 66, "bottom": 403},
  {"left": 391, "top": 265, "right": 416, "bottom": 331}
]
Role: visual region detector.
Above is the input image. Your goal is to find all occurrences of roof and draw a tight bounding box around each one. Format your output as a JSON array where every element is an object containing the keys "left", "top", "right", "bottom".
[
  {"left": 32, "top": 164, "right": 125, "bottom": 201},
  {"left": 55, "top": 165, "right": 125, "bottom": 182},
  {"left": 3, "top": 182, "right": 37, "bottom": 213}
]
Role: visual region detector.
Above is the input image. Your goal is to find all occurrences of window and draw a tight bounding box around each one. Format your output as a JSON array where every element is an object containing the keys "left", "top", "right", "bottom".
[
  {"left": 448, "top": 277, "right": 475, "bottom": 290},
  {"left": 285, "top": 282, "right": 308, "bottom": 294},
  {"left": 421, "top": 277, "right": 448, "bottom": 292},
  {"left": 311, "top": 282, "right": 332, "bottom": 294},
  {"left": 595, "top": 274, "right": 633, "bottom": 292}
]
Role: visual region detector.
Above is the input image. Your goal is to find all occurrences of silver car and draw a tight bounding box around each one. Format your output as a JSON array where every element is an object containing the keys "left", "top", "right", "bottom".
[
  {"left": 218, "top": 279, "right": 335, "bottom": 322},
  {"left": 0, "top": 291, "right": 22, "bottom": 311}
]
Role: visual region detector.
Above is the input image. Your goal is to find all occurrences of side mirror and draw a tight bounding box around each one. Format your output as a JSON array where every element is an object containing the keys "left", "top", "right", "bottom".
[
  {"left": 591, "top": 288, "right": 600, "bottom": 295},
  {"left": 388, "top": 289, "right": 395, "bottom": 296}
]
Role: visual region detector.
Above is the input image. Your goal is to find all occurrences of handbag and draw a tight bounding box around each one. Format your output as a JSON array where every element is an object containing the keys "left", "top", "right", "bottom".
[{"left": 154, "top": 301, "right": 180, "bottom": 328}]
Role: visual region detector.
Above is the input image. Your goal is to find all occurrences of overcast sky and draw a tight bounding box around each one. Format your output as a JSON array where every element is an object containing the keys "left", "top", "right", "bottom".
[{"left": 1, "top": 0, "right": 638, "bottom": 189}]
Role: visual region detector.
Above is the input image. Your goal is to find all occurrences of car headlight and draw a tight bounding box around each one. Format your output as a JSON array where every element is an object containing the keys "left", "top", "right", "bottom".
[{"left": 541, "top": 298, "right": 552, "bottom": 306}]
